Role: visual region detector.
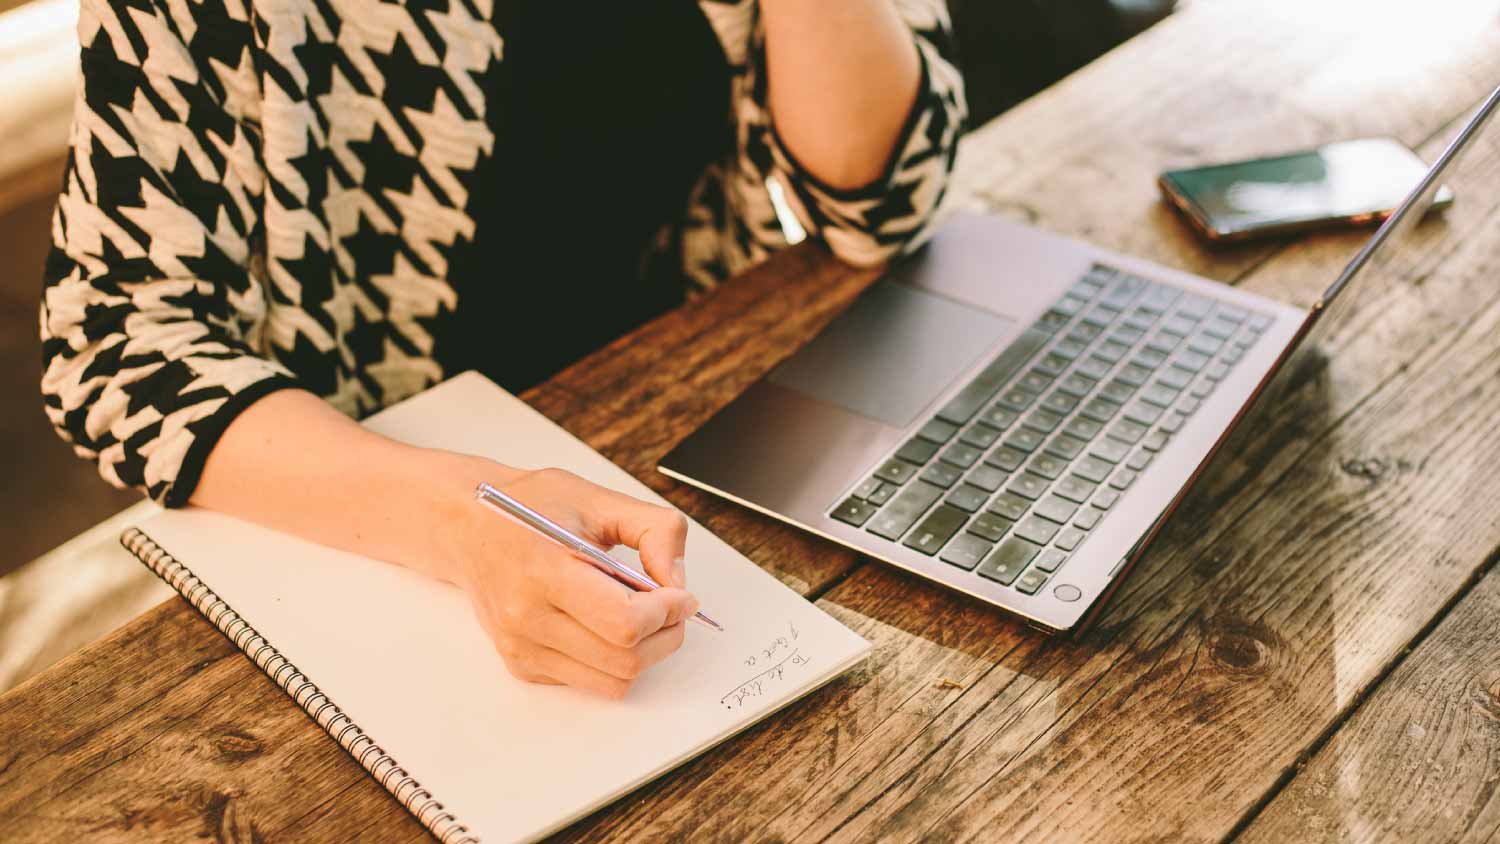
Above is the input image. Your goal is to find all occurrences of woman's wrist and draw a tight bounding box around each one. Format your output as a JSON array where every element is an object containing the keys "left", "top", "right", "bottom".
[{"left": 407, "top": 448, "right": 525, "bottom": 589}]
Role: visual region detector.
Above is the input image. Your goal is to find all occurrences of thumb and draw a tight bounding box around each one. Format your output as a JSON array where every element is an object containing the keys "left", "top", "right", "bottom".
[{"left": 587, "top": 490, "right": 691, "bottom": 588}]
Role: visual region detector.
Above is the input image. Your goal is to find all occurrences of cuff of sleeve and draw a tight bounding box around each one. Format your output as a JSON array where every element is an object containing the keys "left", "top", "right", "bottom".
[
  {"left": 767, "top": 43, "right": 935, "bottom": 204},
  {"left": 162, "top": 374, "right": 303, "bottom": 508}
]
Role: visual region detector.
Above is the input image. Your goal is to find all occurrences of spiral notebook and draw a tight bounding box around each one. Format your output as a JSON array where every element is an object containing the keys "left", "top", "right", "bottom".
[{"left": 120, "top": 372, "right": 871, "bottom": 843}]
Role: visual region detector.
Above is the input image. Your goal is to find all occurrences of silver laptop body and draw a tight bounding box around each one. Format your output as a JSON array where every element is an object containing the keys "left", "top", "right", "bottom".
[{"left": 660, "top": 84, "right": 1499, "bottom": 633}]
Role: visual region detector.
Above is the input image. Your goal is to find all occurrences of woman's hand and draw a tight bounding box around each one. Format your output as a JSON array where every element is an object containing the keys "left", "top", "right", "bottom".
[
  {"left": 439, "top": 465, "right": 700, "bottom": 699},
  {"left": 193, "top": 388, "right": 699, "bottom": 700}
]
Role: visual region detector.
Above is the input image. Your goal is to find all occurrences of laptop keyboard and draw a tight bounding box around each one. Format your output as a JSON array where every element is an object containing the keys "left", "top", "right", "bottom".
[{"left": 829, "top": 263, "right": 1272, "bottom": 597}]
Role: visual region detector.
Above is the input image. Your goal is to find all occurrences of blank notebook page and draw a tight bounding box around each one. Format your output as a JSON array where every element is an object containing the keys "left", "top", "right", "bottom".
[{"left": 133, "top": 372, "right": 871, "bottom": 843}]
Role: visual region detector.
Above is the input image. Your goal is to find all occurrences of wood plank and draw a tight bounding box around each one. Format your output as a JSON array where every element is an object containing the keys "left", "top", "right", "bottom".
[
  {"left": 549, "top": 23, "right": 1500, "bottom": 844},
  {"left": 1235, "top": 560, "right": 1500, "bottom": 844}
]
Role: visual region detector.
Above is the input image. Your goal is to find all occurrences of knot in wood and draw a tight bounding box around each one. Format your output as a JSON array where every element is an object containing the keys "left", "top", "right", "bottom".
[
  {"left": 1472, "top": 673, "right": 1500, "bottom": 722},
  {"left": 1207, "top": 617, "right": 1280, "bottom": 675},
  {"left": 212, "top": 730, "right": 265, "bottom": 762},
  {"left": 1338, "top": 456, "right": 1390, "bottom": 482}
]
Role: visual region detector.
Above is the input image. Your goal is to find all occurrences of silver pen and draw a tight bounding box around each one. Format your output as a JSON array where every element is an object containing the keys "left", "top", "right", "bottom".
[{"left": 474, "top": 482, "right": 724, "bottom": 632}]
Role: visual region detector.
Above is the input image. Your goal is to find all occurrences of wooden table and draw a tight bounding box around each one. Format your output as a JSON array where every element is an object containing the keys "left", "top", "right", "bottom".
[{"left": 6, "top": 1, "right": 1500, "bottom": 840}]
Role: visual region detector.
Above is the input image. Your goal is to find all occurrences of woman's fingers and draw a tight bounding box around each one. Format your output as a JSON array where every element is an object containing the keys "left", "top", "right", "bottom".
[
  {"left": 523, "top": 645, "right": 638, "bottom": 700},
  {"left": 531, "top": 609, "right": 687, "bottom": 681},
  {"left": 575, "top": 485, "right": 690, "bottom": 588},
  {"left": 541, "top": 553, "right": 698, "bottom": 647}
]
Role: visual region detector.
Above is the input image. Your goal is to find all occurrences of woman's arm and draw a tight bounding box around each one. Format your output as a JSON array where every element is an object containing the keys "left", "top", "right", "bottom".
[
  {"left": 43, "top": 0, "right": 695, "bottom": 698},
  {"left": 760, "top": 1, "right": 923, "bottom": 191},
  {"left": 194, "top": 391, "right": 700, "bottom": 699}
]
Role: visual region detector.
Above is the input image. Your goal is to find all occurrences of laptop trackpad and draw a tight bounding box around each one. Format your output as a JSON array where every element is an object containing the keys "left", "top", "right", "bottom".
[{"left": 768, "top": 281, "right": 1015, "bottom": 429}]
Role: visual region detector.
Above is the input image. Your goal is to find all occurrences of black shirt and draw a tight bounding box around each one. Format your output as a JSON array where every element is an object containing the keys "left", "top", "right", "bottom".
[{"left": 442, "top": 3, "right": 732, "bottom": 392}]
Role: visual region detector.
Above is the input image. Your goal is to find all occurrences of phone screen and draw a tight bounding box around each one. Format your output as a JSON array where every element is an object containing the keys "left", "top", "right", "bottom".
[{"left": 1162, "top": 138, "right": 1453, "bottom": 238}]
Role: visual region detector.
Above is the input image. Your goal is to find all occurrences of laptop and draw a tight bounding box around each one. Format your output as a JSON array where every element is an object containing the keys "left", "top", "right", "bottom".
[{"left": 660, "top": 83, "right": 1500, "bottom": 633}]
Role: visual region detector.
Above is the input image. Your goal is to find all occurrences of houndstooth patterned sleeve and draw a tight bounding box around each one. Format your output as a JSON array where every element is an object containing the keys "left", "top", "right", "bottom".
[
  {"left": 690, "top": 0, "right": 966, "bottom": 281},
  {"left": 39, "top": 0, "right": 299, "bottom": 507}
]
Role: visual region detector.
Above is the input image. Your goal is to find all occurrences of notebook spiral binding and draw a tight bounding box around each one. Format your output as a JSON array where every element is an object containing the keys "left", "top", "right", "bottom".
[{"left": 122, "top": 528, "right": 480, "bottom": 844}]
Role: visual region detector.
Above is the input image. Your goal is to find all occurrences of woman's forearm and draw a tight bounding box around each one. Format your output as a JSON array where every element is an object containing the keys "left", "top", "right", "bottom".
[
  {"left": 760, "top": 1, "right": 922, "bottom": 191},
  {"left": 190, "top": 388, "right": 515, "bottom": 583}
]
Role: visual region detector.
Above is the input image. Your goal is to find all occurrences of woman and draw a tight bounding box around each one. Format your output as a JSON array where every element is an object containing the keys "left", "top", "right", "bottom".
[{"left": 40, "top": 0, "right": 965, "bottom": 697}]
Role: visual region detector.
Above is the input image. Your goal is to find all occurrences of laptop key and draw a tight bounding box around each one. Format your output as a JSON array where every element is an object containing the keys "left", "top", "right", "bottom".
[
  {"left": 1189, "top": 333, "right": 1225, "bottom": 355},
  {"left": 977, "top": 538, "right": 1038, "bottom": 585},
  {"left": 1019, "top": 370, "right": 1054, "bottom": 393},
  {"left": 853, "top": 477, "right": 884, "bottom": 499},
  {"left": 1110, "top": 419, "right": 1149, "bottom": 444},
  {"left": 1146, "top": 332, "right": 1181, "bottom": 354},
  {"left": 1055, "top": 526, "right": 1086, "bottom": 551},
  {"left": 1054, "top": 295, "right": 1088, "bottom": 316},
  {"left": 921, "top": 462, "right": 962, "bottom": 489},
  {"left": 904, "top": 504, "right": 969, "bottom": 555},
  {"left": 1205, "top": 361, "right": 1231, "bottom": 381},
  {"left": 1069, "top": 323, "right": 1103, "bottom": 343},
  {"left": 1127, "top": 449, "right": 1153, "bottom": 471},
  {"left": 980, "top": 406, "right": 1019, "bottom": 429},
  {"left": 918, "top": 419, "right": 959, "bottom": 443},
  {"left": 1178, "top": 294, "right": 1213, "bottom": 320},
  {"left": 1160, "top": 411, "right": 1188, "bottom": 434},
  {"left": 1089, "top": 438, "right": 1130, "bottom": 463},
  {"left": 1114, "top": 364, "right": 1153, "bottom": 388},
  {"left": 1015, "top": 514, "right": 1061, "bottom": 545},
  {"left": 968, "top": 511, "right": 1015, "bottom": 542},
  {"left": 985, "top": 445, "right": 1027, "bottom": 472},
  {"left": 1065, "top": 416, "right": 1103, "bottom": 440},
  {"left": 1042, "top": 391, "right": 1080, "bottom": 414},
  {"left": 1044, "top": 434, "right": 1087, "bottom": 460},
  {"left": 832, "top": 497, "right": 877, "bottom": 527},
  {"left": 1135, "top": 347, "right": 1169, "bottom": 368},
  {"left": 1099, "top": 380, "right": 1136, "bottom": 404},
  {"left": 940, "top": 533, "right": 993, "bottom": 571},
  {"left": 1034, "top": 494, "right": 1078, "bottom": 525},
  {"left": 941, "top": 443, "right": 983, "bottom": 468},
  {"left": 1141, "top": 383, "right": 1179, "bottom": 407},
  {"left": 1034, "top": 353, "right": 1072, "bottom": 378},
  {"left": 1092, "top": 489, "right": 1121, "bottom": 510},
  {"left": 1073, "top": 507, "right": 1102, "bottom": 530},
  {"left": 1177, "top": 396, "right": 1202, "bottom": 414},
  {"left": 1124, "top": 401, "right": 1164, "bottom": 426},
  {"left": 961, "top": 425, "right": 1001, "bottom": 449},
  {"left": 1007, "top": 472, "right": 1050, "bottom": 500},
  {"left": 1035, "top": 309, "right": 1071, "bottom": 333},
  {"left": 1053, "top": 337, "right": 1089, "bottom": 360},
  {"left": 965, "top": 464, "right": 1009, "bottom": 493},
  {"left": 1174, "top": 350, "right": 1210, "bottom": 373},
  {"left": 1077, "top": 356, "right": 1113, "bottom": 380},
  {"left": 867, "top": 481, "right": 943, "bottom": 540},
  {"left": 897, "top": 438, "right": 940, "bottom": 465},
  {"left": 1158, "top": 367, "right": 1193, "bottom": 390},
  {"left": 1016, "top": 569, "right": 1049, "bottom": 595},
  {"left": 1023, "top": 409, "right": 1064, "bottom": 434},
  {"left": 1054, "top": 475, "right": 1098, "bottom": 504},
  {"left": 875, "top": 459, "right": 917, "bottom": 485},
  {"left": 1110, "top": 469, "right": 1139, "bottom": 490},
  {"left": 868, "top": 483, "right": 895, "bottom": 505},
  {"left": 996, "top": 388, "right": 1039, "bottom": 413},
  {"left": 1073, "top": 456, "right": 1113, "bottom": 483},
  {"left": 1033, "top": 548, "right": 1068, "bottom": 573},
  {"left": 945, "top": 485, "right": 990, "bottom": 513},
  {"left": 1027, "top": 453, "right": 1067, "bottom": 480},
  {"left": 1094, "top": 340, "right": 1131, "bottom": 364},
  {"left": 988, "top": 491, "right": 1031, "bottom": 521},
  {"left": 1080, "top": 397, "right": 1121, "bottom": 423},
  {"left": 1004, "top": 429, "right": 1044, "bottom": 453},
  {"left": 1141, "top": 430, "right": 1170, "bottom": 452},
  {"left": 1058, "top": 373, "right": 1097, "bottom": 397}
]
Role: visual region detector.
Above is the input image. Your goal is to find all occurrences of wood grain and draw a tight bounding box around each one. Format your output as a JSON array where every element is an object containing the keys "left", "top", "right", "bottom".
[
  {"left": 4, "top": 1, "right": 1500, "bottom": 842},
  {"left": 1237, "top": 561, "right": 1500, "bottom": 844}
]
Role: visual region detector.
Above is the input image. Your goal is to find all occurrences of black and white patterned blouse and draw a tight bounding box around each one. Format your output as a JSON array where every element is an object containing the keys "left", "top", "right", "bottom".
[{"left": 40, "top": 0, "right": 967, "bottom": 507}]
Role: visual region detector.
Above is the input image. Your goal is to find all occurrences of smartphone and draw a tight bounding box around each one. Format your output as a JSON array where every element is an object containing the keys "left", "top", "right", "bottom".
[{"left": 1158, "top": 138, "right": 1454, "bottom": 242}]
